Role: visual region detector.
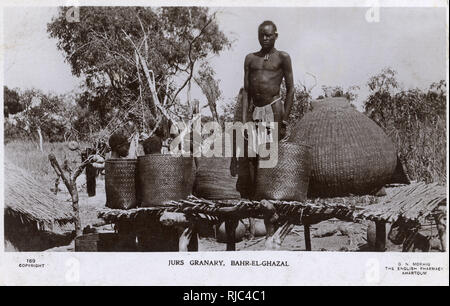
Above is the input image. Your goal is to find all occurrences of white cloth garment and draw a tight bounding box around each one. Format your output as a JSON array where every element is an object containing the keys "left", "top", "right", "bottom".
[{"left": 250, "top": 97, "right": 282, "bottom": 154}]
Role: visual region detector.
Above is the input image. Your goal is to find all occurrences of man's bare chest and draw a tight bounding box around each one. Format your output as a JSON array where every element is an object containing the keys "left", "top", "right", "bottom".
[{"left": 249, "top": 56, "right": 283, "bottom": 72}]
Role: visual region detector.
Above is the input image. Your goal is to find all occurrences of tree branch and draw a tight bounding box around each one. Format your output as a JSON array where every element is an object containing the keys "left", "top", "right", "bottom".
[
  {"left": 48, "top": 154, "right": 73, "bottom": 196},
  {"left": 166, "top": 14, "right": 216, "bottom": 107}
]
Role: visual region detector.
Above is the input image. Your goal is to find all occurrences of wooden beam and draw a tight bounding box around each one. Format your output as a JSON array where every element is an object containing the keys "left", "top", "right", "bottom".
[
  {"left": 187, "top": 229, "right": 198, "bottom": 252},
  {"left": 225, "top": 219, "right": 238, "bottom": 251},
  {"left": 115, "top": 220, "right": 137, "bottom": 251},
  {"left": 375, "top": 220, "right": 386, "bottom": 252},
  {"left": 304, "top": 224, "right": 311, "bottom": 251}
]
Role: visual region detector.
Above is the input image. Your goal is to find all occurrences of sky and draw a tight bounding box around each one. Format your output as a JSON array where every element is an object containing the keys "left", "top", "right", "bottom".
[{"left": 2, "top": 6, "right": 448, "bottom": 113}]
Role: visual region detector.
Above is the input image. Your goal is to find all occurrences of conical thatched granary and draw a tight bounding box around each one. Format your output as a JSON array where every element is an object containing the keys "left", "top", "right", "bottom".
[
  {"left": 289, "top": 97, "right": 398, "bottom": 197},
  {"left": 4, "top": 161, "right": 75, "bottom": 251}
]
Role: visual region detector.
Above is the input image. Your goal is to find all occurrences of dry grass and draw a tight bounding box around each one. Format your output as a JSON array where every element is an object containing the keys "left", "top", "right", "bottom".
[
  {"left": 357, "top": 182, "right": 446, "bottom": 223},
  {"left": 4, "top": 140, "right": 89, "bottom": 186},
  {"left": 387, "top": 117, "right": 446, "bottom": 184},
  {"left": 4, "top": 161, "right": 75, "bottom": 230}
]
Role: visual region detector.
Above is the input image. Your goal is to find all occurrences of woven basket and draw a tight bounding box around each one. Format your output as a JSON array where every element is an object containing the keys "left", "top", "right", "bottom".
[
  {"left": 138, "top": 155, "right": 192, "bottom": 206},
  {"left": 289, "top": 97, "right": 397, "bottom": 197},
  {"left": 105, "top": 159, "right": 138, "bottom": 209},
  {"left": 184, "top": 157, "right": 196, "bottom": 195},
  {"left": 194, "top": 157, "right": 241, "bottom": 200},
  {"left": 255, "top": 142, "right": 312, "bottom": 201}
]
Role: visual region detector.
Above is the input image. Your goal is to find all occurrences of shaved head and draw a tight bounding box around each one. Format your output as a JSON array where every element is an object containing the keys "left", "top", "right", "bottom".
[{"left": 258, "top": 20, "right": 277, "bottom": 34}]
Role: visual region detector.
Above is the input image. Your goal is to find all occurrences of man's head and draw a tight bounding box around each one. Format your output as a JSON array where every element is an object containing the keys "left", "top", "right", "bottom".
[
  {"left": 258, "top": 20, "right": 278, "bottom": 50},
  {"left": 109, "top": 133, "right": 130, "bottom": 157},
  {"left": 142, "top": 135, "right": 162, "bottom": 155}
]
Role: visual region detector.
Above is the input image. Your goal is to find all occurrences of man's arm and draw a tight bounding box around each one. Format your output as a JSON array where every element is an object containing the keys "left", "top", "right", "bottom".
[
  {"left": 242, "top": 54, "right": 251, "bottom": 123},
  {"left": 281, "top": 52, "right": 294, "bottom": 122}
]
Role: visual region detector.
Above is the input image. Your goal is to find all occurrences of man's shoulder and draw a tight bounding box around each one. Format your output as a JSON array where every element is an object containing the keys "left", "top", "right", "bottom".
[
  {"left": 276, "top": 50, "right": 291, "bottom": 59},
  {"left": 244, "top": 52, "right": 259, "bottom": 65},
  {"left": 245, "top": 52, "right": 258, "bottom": 60}
]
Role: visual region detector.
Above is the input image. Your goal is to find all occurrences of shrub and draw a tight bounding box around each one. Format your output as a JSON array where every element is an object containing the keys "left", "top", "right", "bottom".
[{"left": 364, "top": 68, "right": 446, "bottom": 183}]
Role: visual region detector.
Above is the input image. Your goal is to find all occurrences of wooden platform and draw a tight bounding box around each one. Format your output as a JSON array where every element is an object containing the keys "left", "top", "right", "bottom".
[
  {"left": 356, "top": 182, "right": 446, "bottom": 223},
  {"left": 99, "top": 195, "right": 378, "bottom": 225},
  {"left": 97, "top": 182, "right": 446, "bottom": 252}
]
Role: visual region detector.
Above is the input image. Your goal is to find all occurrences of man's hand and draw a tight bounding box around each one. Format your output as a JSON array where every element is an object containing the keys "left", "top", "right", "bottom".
[
  {"left": 230, "top": 157, "right": 238, "bottom": 177},
  {"left": 279, "top": 120, "right": 289, "bottom": 142},
  {"left": 90, "top": 154, "right": 105, "bottom": 169}
]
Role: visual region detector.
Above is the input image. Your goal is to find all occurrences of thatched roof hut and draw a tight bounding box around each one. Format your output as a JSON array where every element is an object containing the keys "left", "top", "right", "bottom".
[{"left": 4, "top": 161, "right": 75, "bottom": 251}]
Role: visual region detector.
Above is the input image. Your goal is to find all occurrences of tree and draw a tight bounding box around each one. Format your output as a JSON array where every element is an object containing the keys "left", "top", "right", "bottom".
[
  {"left": 285, "top": 84, "right": 311, "bottom": 123},
  {"left": 8, "top": 89, "right": 68, "bottom": 150},
  {"left": 47, "top": 7, "right": 231, "bottom": 139},
  {"left": 319, "top": 85, "right": 360, "bottom": 104},
  {"left": 364, "top": 67, "right": 399, "bottom": 128},
  {"left": 194, "top": 62, "right": 222, "bottom": 123},
  {"left": 220, "top": 99, "right": 236, "bottom": 123},
  {"left": 3, "top": 86, "right": 23, "bottom": 117},
  {"left": 280, "top": 79, "right": 317, "bottom": 123},
  {"left": 321, "top": 85, "right": 344, "bottom": 98},
  {"left": 364, "top": 67, "right": 446, "bottom": 183}
]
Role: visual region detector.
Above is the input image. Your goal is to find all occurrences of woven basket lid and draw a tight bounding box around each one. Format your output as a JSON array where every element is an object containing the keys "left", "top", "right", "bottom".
[{"left": 289, "top": 97, "right": 397, "bottom": 197}]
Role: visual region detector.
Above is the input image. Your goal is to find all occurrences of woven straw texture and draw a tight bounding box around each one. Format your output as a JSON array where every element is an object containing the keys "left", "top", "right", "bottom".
[
  {"left": 289, "top": 97, "right": 397, "bottom": 197},
  {"left": 184, "top": 157, "right": 196, "bottom": 195},
  {"left": 4, "top": 160, "right": 75, "bottom": 230},
  {"left": 105, "top": 159, "right": 138, "bottom": 209},
  {"left": 194, "top": 157, "right": 241, "bottom": 200},
  {"left": 255, "top": 142, "right": 312, "bottom": 201},
  {"left": 138, "top": 155, "right": 191, "bottom": 206}
]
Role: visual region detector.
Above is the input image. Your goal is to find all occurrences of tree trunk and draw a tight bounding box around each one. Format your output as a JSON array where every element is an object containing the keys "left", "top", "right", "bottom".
[
  {"left": 70, "top": 178, "right": 82, "bottom": 236},
  {"left": 48, "top": 154, "right": 85, "bottom": 237},
  {"left": 37, "top": 126, "right": 43, "bottom": 152}
]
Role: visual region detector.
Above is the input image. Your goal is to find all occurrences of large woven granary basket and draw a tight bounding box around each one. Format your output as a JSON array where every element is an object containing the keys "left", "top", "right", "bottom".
[
  {"left": 138, "top": 155, "right": 193, "bottom": 207},
  {"left": 105, "top": 159, "right": 138, "bottom": 209},
  {"left": 194, "top": 157, "right": 241, "bottom": 200},
  {"left": 255, "top": 142, "right": 312, "bottom": 201},
  {"left": 289, "top": 97, "right": 397, "bottom": 197}
]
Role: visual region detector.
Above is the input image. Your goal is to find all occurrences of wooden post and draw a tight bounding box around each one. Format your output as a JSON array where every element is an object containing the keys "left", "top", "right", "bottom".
[
  {"left": 225, "top": 219, "right": 238, "bottom": 251},
  {"left": 434, "top": 212, "right": 446, "bottom": 252},
  {"left": 85, "top": 163, "right": 96, "bottom": 197},
  {"left": 187, "top": 229, "right": 198, "bottom": 252},
  {"left": 375, "top": 220, "right": 386, "bottom": 252},
  {"left": 116, "top": 221, "right": 137, "bottom": 251},
  {"left": 304, "top": 224, "right": 311, "bottom": 251}
]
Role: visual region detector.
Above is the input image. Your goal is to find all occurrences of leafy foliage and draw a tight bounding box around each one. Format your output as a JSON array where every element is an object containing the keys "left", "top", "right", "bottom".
[
  {"left": 317, "top": 85, "right": 360, "bottom": 105},
  {"left": 279, "top": 82, "right": 313, "bottom": 123},
  {"left": 220, "top": 99, "right": 236, "bottom": 123},
  {"left": 3, "top": 86, "right": 23, "bottom": 117},
  {"left": 47, "top": 7, "right": 231, "bottom": 135},
  {"left": 364, "top": 68, "right": 446, "bottom": 183},
  {"left": 4, "top": 89, "right": 81, "bottom": 145},
  {"left": 195, "top": 62, "right": 222, "bottom": 123}
]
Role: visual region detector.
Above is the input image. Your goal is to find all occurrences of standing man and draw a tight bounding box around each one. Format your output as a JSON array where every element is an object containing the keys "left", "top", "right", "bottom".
[{"left": 231, "top": 20, "right": 295, "bottom": 199}]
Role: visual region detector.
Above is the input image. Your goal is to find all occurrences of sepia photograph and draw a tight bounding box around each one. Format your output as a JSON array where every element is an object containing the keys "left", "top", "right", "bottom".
[{"left": 0, "top": 0, "right": 448, "bottom": 286}]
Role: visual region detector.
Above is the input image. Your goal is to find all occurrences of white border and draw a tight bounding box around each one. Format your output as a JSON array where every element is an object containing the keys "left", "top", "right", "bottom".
[
  {"left": 0, "top": 0, "right": 448, "bottom": 286},
  {"left": 0, "top": 0, "right": 448, "bottom": 7}
]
